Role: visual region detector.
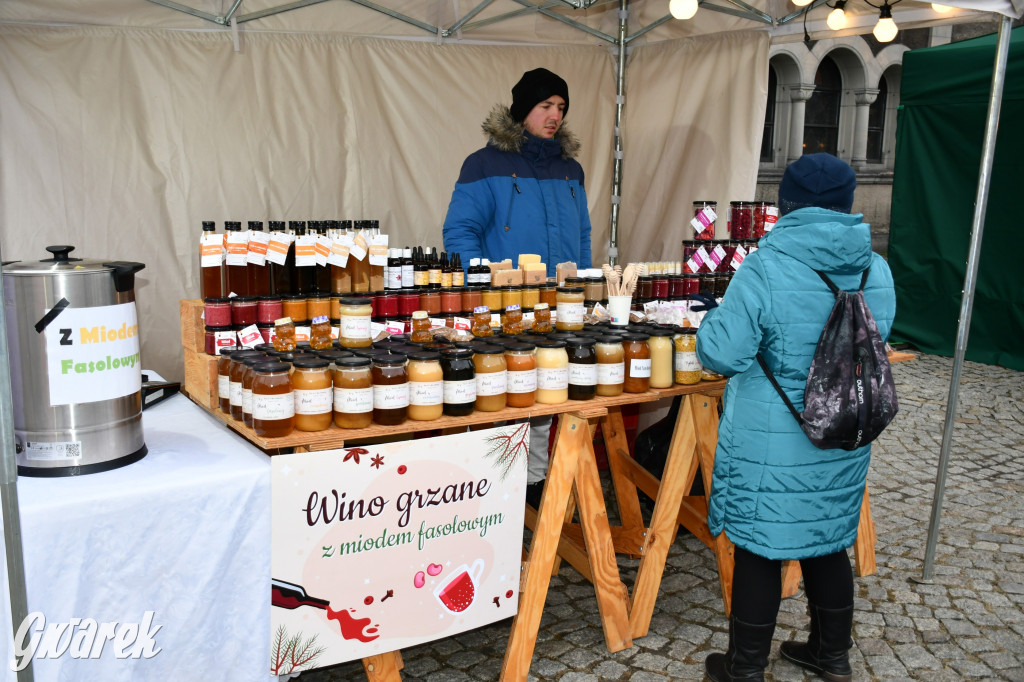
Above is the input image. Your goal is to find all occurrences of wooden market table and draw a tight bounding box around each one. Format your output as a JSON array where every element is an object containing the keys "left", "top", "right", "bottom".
[{"left": 190, "top": 373, "right": 880, "bottom": 681}]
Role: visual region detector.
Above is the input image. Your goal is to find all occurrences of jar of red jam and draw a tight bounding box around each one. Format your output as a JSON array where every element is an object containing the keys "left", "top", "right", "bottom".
[
  {"left": 669, "top": 275, "right": 687, "bottom": 301},
  {"left": 204, "top": 297, "right": 232, "bottom": 327},
  {"left": 651, "top": 275, "right": 670, "bottom": 301},
  {"left": 441, "top": 288, "right": 462, "bottom": 314},
  {"left": 729, "top": 201, "right": 754, "bottom": 240},
  {"left": 256, "top": 296, "right": 282, "bottom": 324},
  {"left": 230, "top": 296, "right": 257, "bottom": 326},
  {"left": 377, "top": 290, "right": 399, "bottom": 320},
  {"left": 419, "top": 289, "right": 441, "bottom": 316},
  {"left": 682, "top": 273, "right": 700, "bottom": 296},
  {"left": 399, "top": 289, "right": 420, "bottom": 318}
]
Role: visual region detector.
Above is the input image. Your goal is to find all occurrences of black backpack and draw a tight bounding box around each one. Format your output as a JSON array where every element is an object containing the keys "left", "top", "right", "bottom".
[{"left": 756, "top": 268, "right": 897, "bottom": 451}]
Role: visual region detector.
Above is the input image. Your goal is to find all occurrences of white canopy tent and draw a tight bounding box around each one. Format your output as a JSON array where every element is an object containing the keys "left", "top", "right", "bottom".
[{"left": 1, "top": 0, "right": 1020, "bottom": 679}]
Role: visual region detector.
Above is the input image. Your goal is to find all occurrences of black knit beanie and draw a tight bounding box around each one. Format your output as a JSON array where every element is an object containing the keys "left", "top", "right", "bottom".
[
  {"left": 778, "top": 153, "right": 857, "bottom": 216},
  {"left": 510, "top": 68, "right": 570, "bottom": 123}
]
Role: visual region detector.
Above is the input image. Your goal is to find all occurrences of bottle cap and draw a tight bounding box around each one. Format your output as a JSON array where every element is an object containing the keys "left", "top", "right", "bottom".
[
  {"left": 311, "top": 315, "right": 329, "bottom": 325},
  {"left": 274, "top": 317, "right": 293, "bottom": 326}
]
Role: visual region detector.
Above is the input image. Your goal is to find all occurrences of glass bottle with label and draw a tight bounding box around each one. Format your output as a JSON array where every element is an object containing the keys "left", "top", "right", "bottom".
[
  {"left": 505, "top": 342, "right": 537, "bottom": 408},
  {"left": 674, "top": 327, "right": 702, "bottom": 385},
  {"left": 267, "top": 221, "right": 292, "bottom": 296},
  {"left": 338, "top": 296, "right": 373, "bottom": 348},
  {"left": 252, "top": 361, "right": 295, "bottom": 438},
  {"left": 333, "top": 357, "right": 373, "bottom": 429},
  {"left": 407, "top": 351, "right": 443, "bottom": 421},
  {"left": 372, "top": 354, "right": 409, "bottom": 426},
  {"left": 535, "top": 339, "right": 569, "bottom": 404},
  {"left": 566, "top": 337, "right": 597, "bottom": 400},
  {"left": 229, "top": 350, "right": 263, "bottom": 421},
  {"left": 622, "top": 332, "right": 652, "bottom": 393},
  {"left": 473, "top": 345, "right": 507, "bottom": 412},
  {"left": 290, "top": 358, "right": 334, "bottom": 431},
  {"left": 224, "top": 221, "right": 250, "bottom": 296},
  {"left": 595, "top": 336, "right": 625, "bottom": 396},
  {"left": 440, "top": 348, "right": 476, "bottom": 416},
  {"left": 217, "top": 348, "right": 238, "bottom": 413},
  {"left": 647, "top": 327, "right": 676, "bottom": 389},
  {"left": 247, "top": 221, "right": 271, "bottom": 297},
  {"left": 199, "top": 220, "right": 225, "bottom": 298}
]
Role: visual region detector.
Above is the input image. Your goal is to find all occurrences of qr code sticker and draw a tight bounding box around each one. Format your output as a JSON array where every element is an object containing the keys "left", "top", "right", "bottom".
[{"left": 24, "top": 440, "right": 82, "bottom": 461}]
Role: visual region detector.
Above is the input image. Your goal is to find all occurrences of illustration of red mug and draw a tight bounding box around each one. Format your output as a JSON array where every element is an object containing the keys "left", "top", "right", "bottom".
[{"left": 434, "top": 559, "right": 484, "bottom": 613}]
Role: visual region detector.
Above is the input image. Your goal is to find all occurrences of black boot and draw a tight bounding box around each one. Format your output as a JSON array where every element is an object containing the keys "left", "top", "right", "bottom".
[
  {"left": 525, "top": 480, "right": 544, "bottom": 509},
  {"left": 779, "top": 603, "right": 854, "bottom": 681},
  {"left": 705, "top": 615, "right": 775, "bottom": 682}
]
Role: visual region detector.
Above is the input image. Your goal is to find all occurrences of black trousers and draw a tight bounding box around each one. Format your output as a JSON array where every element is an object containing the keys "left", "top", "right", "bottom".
[{"left": 731, "top": 545, "right": 853, "bottom": 624}]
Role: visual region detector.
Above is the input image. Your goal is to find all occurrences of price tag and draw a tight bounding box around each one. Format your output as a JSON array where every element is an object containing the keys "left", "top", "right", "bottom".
[
  {"left": 764, "top": 206, "right": 779, "bottom": 232},
  {"left": 237, "top": 324, "right": 262, "bottom": 348},
  {"left": 225, "top": 230, "right": 250, "bottom": 266},
  {"left": 247, "top": 231, "right": 270, "bottom": 265},
  {"left": 350, "top": 232, "right": 368, "bottom": 261},
  {"left": 266, "top": 232, "right": 293, "bottom": 266},
  {"left": 695, "top": 245, "right": 712, "bottom": 272},
  {"left": 368, "top": 234, "right": 389, "bottom": 266},
  {"left": 690, "top": 206, "right": 717, "bottom": 236},
  {"left": 294, "top": 326, "right": 311, "bottom": 343},
  {"left": 328, "top": 236, "right": 350, "bottom": 267},
  {"left": 429, "top": 317, "right": 446, "bottom": 330},
  {"left": 200, "top": 233, "right": 224, "bottom": 267},
  {"left": 453, "top": 316, "right": 471, "bottom": 331},
  {"left": 709, "top": 243, "right": 727, "bottom": 272},
  {"left": 314, "top": 235, "right": 332, "bottom": 267},
  {"left": 295, "top": 235, "right": 316, "bottom": 267},
  {"left": 731, "top": 244, "right": 748, "bottom": 271}
]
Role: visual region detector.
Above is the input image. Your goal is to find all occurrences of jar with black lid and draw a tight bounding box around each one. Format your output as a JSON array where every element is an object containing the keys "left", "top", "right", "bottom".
[
  {"left": 440, "top": 348, "right": 476, "bottom": 416},
  {"left": 566, "top": 336, "right": 597, "bottom": 401},
  {"left": 621, "top": 332, "right": 652, "bottom": 393},
  {"left": 372, "top": 353, "right": 409, "bottom": 426}
]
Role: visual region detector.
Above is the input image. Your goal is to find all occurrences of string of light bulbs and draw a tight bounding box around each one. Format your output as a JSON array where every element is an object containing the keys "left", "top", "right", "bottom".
[{"left": 669, "top": 0, "right": 957, "bottom": 43}]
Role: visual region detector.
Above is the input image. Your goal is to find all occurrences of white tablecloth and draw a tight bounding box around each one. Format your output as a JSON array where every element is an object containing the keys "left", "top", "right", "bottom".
[{"left": 0, "top": 392, "right": 271, "bottom": 681}]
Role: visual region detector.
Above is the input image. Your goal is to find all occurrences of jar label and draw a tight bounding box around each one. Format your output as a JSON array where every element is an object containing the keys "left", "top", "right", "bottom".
[
  {"left": 266, "top": 232, "right": 293, "bottom": 266},
  {"left": 476, "top": 371, "right": 507, "bottom": 397},
  {"left": 295, "top": 234, "right": 317, "bottom": 267},
  {"left": 710, "top": 243, "right": 727, "bottom": 271},
  {"left": 557, "top": 301, "right": 584, "bottom": 324},
  {"left": 253, "top": 392, "right": 295, "bottom": 420},
  {"left": 453, "top": 316, "right": 471, "bottom": 331},
  {"left": 630, "top": 358, "right": 652, "bottom": 378},
  {"left": 569, "top": 363, "right": 598, "bottom": 386},
  {"left": 387, "top": 268, "right": 403, "bottom": 289},
  {"left": 328, "top": 237, "right": 350, "bottom": 268},
  {"left": 443, "top": 379, "right": 477, "bottom": 404},
  {"left": 597, "top": 362, "right": 625, "bottom": 384},
  {"left": 294, "top": 387, "right": 333, "bottom": 415},
  {"left": 230, "top": 380, "right": 243, "bottom": 407},
  {"left": 410, "top": 380, "right": 443, "bottom": 406},
  {"left": 218, "top": 374, "right": 230, "bottom": 399},
  {"left": 247, "top": 231, "right": 270, "bottom": 265},
  {"left": 200, "top": 233, "right": 224, "bottom": 267},
  {"left": 764, "top": 206, "right": 779, "bottom": 231},
  {"left": 690, "top": 206, "right": 717, "bottom": 236},
  {"left": 334, "top": 387, "right": 373, "bottom": 414},
  {"left": 700, "top": 245, "right": 717, "bottom": 272},
  {"left": 340, "top": 315, "right": 371, "bottom": 339},
  {"left": 414, "top": 271, "right": 429, "bottom": 287},
  {"left": 242, "top": 387, "right": 253, "bottom": 415},
  {"left": 675, "top": 350, "right": 702, "bottom": 372},
  {"left": 374, "top": 383, "right": 410, "bottom": 410},
  {"left": 225, "top": 230, "right": 250, "bottom": 266},
  {"left": 537, "top": 366, "right": 569, "bottom": 391},
  {"left": 731, "top": 244, "right": 748, "bottom": 271},
  {"left": 507, "top": 369, "right": 537, "bottom": 394}
]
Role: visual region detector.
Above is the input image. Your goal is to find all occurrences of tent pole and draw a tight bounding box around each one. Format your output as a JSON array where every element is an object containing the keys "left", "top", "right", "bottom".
[
  {"left": 917, "top": 13, "right": 1013, "bottom": 584},
  {"left": 608, "top": 0, "right": 628, "bottom": 266},
  {"left": 0, "top": 247, "right": 34, "bottom": 681}
]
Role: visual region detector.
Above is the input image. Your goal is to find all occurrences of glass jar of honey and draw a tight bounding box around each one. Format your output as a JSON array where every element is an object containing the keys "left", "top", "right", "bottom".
[
  {"left": 502, "top": 304, "right": 523, "bottom": 336},
  {"left": 407, "top": 351, "right": 443, "bottom": 421},
  {"left": 535, "top": 339, "right": 569, "bottom": 404},
  {"left": 372, "top": 354, "right": 408, "bottom": 426},
  {"left": 595, "top": 336, "right": 625, "bottom": 396},
  {"left": 307, "top": 294, "right": 331, "bottom": 321},
  {"left": 217, "top": 348, "right": 238, "bottom": 413},
  {"left": 240, "top": 354, "right": 269, "bottom": 427},
  {"left": 291, "top": 358, "right": 334, "bottom": 431},
  {"left": 473, "top": 345, "right": 507, "bottom": 412},
  {"left": 647, "top": 327, "right": 676, "bottom": 389},
  {"left": 229, "top": 350, "right": 263, "bottom": 421},
  {"left": 333, "top": 357, "right": 373, "bottom": 429},
  {"left": 622, "top": 332, "right": 651, "bottom": 393},
  {"left": 531, "top": 302, "right": 552, "bottom": 333},
  {"left": 566, "top": 337, "right": 597, "bottom": 401},
  {"left": 410, "top": 310, "right": 432, "bottom": 344},
  {"left": 338, "top": 296, "right": 372, "bottom": 348},
  {"left": 471, "top": 305, "right": 493, "bottom": 338},
  {"left": 309, "top": 315, "right": 333, "bottom": 350},
  {"left": 252, "top": 361, "right": 295, "bottom": 438},
  {"left": 505, "top": 342, "right": 537, "bottom": 408},
  {"left": 555, "top": 286, "right": 585, "bottom": 331},
  {"left": 521, "top": 284, "right": 540, "bottom": 309},
  {"left": 501, "top": 285, "right": 522, "bottom": 309},
  {"left": 273, "top": 317, "right": 296, "bottom": 352},
  {"left": 282, "top": 294, "right": 308, "bottom": 324},
  {"left": 538, "top": 282, "right": 557, "bottom": 307},
  {"left": 674, "top": 327, "right": 702, "bottom": 385}
]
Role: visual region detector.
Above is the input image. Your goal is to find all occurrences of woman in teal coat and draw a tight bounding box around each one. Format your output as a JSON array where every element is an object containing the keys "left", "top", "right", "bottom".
[{"left": 697, "top": 154, "right": 896, "bottom": 682}]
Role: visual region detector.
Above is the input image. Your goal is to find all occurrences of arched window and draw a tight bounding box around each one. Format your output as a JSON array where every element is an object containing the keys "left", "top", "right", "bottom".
[
  {"left": 760, "top": 66, "right": 778, "bottom": 163},
  {"left": 866, "top": 77, "right": 888, "bottom": 163},
  {"left": 803, "top": 56, "right": 842, "bottom": 155}
]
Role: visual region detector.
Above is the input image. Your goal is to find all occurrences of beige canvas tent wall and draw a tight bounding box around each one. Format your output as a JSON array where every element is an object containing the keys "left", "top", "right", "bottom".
[{"left": 0, "top": 0, "right": 996, "bottom": 382}]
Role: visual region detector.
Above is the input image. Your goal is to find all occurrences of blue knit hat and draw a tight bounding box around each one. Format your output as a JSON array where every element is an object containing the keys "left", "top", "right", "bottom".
[{"left": 778, "top": 153, "right": 857, "bottom": 215}]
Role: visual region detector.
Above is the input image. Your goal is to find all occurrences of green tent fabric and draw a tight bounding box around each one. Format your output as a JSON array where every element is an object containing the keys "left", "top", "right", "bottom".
[{"left": 889, "top": 26, "right": 1024, "bottom": 370}]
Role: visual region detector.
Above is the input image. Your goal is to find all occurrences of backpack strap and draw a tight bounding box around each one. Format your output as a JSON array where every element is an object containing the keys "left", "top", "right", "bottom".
[
  {"left": 815, "top": 266, "right": 872, "bottom": 296},
  {"left": 756, "top": 353, "right": 804, "bottom": 426}
]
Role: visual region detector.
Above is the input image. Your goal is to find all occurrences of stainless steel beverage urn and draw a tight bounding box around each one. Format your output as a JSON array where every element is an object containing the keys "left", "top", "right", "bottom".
[{"left": 2, "top": 245, "right": 147, "bottom": 476}]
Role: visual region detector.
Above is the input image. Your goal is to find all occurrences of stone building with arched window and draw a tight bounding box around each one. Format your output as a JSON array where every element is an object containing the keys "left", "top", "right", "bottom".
[{"left": 754, "top": 19, "right": 1015, "bottom": 252}]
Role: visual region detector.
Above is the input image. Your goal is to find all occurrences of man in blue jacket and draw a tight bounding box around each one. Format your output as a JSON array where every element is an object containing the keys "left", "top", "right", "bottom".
[
  {"left": 442, "top": 67, "right": 593, "bottom": 279},
  {"left": 443, "top": 68, "right": 594, "bottom": 505},
  {"left": 697, "top": 154, "right": 896, "bottom": 682}
]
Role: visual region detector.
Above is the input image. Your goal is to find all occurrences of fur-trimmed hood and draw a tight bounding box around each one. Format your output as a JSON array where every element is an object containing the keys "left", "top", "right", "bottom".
[{"left": 481, "top": 105, "right": 581, "bottom": 161}]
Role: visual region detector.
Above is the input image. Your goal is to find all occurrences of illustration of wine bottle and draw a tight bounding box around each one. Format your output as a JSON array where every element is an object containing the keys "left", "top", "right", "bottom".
[{"left": 271, "top": 579, "right": 331, "bottom": 610}]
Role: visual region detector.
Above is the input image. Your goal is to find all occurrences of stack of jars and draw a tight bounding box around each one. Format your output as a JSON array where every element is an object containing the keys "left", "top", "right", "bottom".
[{"left": 214, "top": 320, "right": 720, "bottom": 439}]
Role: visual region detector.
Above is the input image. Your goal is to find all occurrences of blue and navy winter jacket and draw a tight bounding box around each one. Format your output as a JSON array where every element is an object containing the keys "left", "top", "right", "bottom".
[
  {"left": 696, "top": 208, "right": 896, "bottom": 560},
  {"left": 442, "top": 106, "right": 592, "bottom": 277}
]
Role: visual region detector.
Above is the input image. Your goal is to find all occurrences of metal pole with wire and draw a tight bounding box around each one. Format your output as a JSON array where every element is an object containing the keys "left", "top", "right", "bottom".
[{"left": 916, "top": 13, "right": 1013, "bottom": 584}]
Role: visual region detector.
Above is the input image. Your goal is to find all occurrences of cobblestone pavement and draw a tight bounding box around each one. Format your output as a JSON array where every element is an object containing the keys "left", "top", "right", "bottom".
[{"left": 304, "top": 354, "right": 1024, "bottom": 681}]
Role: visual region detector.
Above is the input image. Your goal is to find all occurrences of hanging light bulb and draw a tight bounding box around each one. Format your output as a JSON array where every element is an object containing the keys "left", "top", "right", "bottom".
[
  {"left": 669, "top": 0, "right": 700, "bottom": 19},
  {"left": 873, "top": 4, "right": 898, "bottom": 42},
  {"left": 931, "top": 2, "right": 953, "bottom": 11},
  {"left": 792, "top": 0, "right": 813, "bottom": 7},
  {"left": 827, "top": 0, "right": 848, "bottom": 29}
]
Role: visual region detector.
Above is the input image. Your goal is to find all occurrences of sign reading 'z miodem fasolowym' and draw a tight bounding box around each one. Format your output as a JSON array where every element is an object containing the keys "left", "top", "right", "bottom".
[{"left": 270, "top": 424, "right": 529, "bottom": 676}]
